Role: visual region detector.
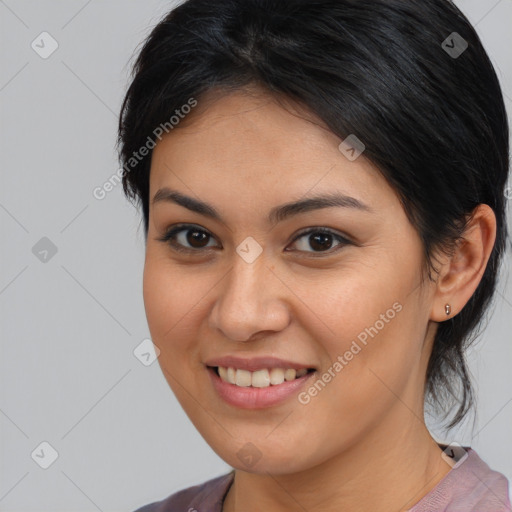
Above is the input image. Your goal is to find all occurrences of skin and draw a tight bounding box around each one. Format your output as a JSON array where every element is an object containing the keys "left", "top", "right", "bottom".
[{"left": 143, "top": 86, "right": 497, "bottom": 512}]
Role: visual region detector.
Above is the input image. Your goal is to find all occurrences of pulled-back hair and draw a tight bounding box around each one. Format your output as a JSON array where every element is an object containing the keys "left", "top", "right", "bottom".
[{"left": 117, "top": 0, "right": 510, "bottom": 428}]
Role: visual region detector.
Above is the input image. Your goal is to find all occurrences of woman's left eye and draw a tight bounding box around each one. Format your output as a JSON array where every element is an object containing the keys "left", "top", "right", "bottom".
[
  {"left": 157, "top": 224, "right": 351, "bottom": 255},
  {"left": 289, "top": 228, "right": 351, "bottom": 254}
]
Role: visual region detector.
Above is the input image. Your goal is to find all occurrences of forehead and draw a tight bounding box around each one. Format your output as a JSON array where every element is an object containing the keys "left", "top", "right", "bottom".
[
  {"left": 153, "top": 88, "right": 334, "bottom": 157},
  {"left": 148, "top": 88, "right": 398, "bottom": 218}
]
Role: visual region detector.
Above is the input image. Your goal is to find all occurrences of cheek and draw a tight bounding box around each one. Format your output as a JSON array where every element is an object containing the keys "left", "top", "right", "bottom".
[
  {"left": 142, "top": 253, "right": 216, "bottom": 370},
  {"left": 305, "top": 266, "right": 403, "bottom": 350},
  {"left": 308, "top": 269, "right": 422, "bottom": 402},
  {"left": 142, "top": 253, "right": 200, "bottom": 333},
  {"left": 142, "top": 258, "right": 172, "bottom": 336},
  {"left": 141, "top": 255, "right": 197, "bottom": 362}
]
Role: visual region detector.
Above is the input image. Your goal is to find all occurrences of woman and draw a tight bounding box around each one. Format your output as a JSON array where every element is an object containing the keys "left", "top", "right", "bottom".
[{"left": 117, "top": 0, "right": 511, "bottom": 510}]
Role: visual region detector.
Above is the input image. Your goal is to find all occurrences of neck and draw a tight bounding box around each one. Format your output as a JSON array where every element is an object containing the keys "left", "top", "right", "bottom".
[{"left": 222, "top": 411, "right": 451, "bottom": 512}]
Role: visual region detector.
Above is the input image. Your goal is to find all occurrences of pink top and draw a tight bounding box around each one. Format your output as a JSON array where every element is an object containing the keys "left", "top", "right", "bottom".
[{"left": 133, "top": 448, "right": 511, "bottom": 512}]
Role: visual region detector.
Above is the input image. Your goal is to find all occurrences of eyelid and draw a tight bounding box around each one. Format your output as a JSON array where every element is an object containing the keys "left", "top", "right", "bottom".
[{"left": 290, "top": 226, "right": 353, "bottom": 245}]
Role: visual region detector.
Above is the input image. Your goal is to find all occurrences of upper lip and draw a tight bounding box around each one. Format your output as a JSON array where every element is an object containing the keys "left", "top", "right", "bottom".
[{"left": 205, "top": 355, "right": 315, "bottom": 372}]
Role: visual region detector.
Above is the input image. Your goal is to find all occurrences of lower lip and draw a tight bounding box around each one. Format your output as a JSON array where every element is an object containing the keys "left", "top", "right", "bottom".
[{"left": 207, "top": 367, "right": 316, "bottom": 409}]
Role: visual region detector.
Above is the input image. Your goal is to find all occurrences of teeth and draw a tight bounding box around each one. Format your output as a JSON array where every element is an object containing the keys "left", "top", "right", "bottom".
[
  {"left": 235, "top": 369, "right": 252, "bottom": 387},
  {"left": 284, "top": 368, "right": 296, "bottom": 381},
  {"left": 252, "top": 369, "right": 270, "bottom": 388},
  {"left": 216, "top": 366, "right": 311, "bottom": 387},
  {"left": 218, "top": 366, "right": 228, "bottom": 381},
  {"left": 269, "top": 368, "right": 285, "bottom": 385}
]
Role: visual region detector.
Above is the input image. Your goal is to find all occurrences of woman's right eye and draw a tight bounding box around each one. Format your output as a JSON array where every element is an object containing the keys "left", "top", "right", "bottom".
[{"left": 157, "top": 224, "right": 220, "bottom": 254}]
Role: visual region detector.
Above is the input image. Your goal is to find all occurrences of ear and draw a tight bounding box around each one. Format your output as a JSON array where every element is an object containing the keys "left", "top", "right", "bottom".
[{"left": 430, "top": 204, "right": 497, "bottom": 322}]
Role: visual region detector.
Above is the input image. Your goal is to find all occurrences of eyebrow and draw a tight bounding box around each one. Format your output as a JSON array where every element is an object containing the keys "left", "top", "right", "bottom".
[{"left": 151, "top": 187, "right": 374, "bottom": 224}]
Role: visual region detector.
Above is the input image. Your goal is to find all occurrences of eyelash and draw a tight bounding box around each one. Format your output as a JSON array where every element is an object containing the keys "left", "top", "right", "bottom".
[{"left": 156, "top": 223, "right": 352, "bottom": 256}]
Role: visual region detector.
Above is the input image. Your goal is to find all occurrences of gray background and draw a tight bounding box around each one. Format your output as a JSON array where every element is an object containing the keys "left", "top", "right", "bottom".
[{"left": 0, "top": 1, "right": 511, "bottom": 510}]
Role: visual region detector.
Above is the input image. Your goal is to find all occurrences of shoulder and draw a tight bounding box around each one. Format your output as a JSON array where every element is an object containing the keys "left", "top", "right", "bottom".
[
  {"left": 132, "top": 471, "right": 235, "bottom": 512},
  {"left": 410, "top": 448, "right": 511, "bottom": 511}
]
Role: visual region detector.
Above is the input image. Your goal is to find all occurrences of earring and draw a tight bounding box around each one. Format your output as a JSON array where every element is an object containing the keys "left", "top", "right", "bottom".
[{"left": 445, "top": 304, "right": 451, "bottom": 316}]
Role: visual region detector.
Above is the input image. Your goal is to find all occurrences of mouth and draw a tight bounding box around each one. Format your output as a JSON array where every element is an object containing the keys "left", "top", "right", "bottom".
[{"left": 206, "top": 365, "right": 317, "bottom": 409}]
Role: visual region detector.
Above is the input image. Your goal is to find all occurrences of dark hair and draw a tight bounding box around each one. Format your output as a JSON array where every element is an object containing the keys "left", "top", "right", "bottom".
[{"left": 117, "top": 0, "right": 510, "bottom": 428}]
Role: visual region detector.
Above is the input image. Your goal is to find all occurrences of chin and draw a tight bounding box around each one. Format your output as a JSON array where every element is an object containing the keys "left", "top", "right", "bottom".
[{"left": 207, "top": 438, "right": 315, "bottom": 476}]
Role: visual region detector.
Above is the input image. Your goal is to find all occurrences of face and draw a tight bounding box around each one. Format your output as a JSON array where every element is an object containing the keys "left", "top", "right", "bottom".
[{"left": 143, "top": 88, "right": 437, "bottom": 475}]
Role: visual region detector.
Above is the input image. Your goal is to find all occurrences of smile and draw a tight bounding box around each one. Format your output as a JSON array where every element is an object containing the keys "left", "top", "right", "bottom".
[{"left": 207, "top": 365, "right": 317, "bottom": 409}]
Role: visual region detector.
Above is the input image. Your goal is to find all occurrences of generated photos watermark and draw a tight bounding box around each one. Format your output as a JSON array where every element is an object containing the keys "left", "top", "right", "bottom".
[
  {"left": 298, "top": 301, "right": 403, "bottom": 405},
  {"left": 93, "top": 97, "right": 197, "bottom": 200}
]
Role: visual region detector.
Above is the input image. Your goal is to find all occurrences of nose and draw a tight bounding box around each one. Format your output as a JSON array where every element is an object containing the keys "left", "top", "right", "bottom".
[{"left": 208, "top": 252, "right": 291, "bottom": 342}]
